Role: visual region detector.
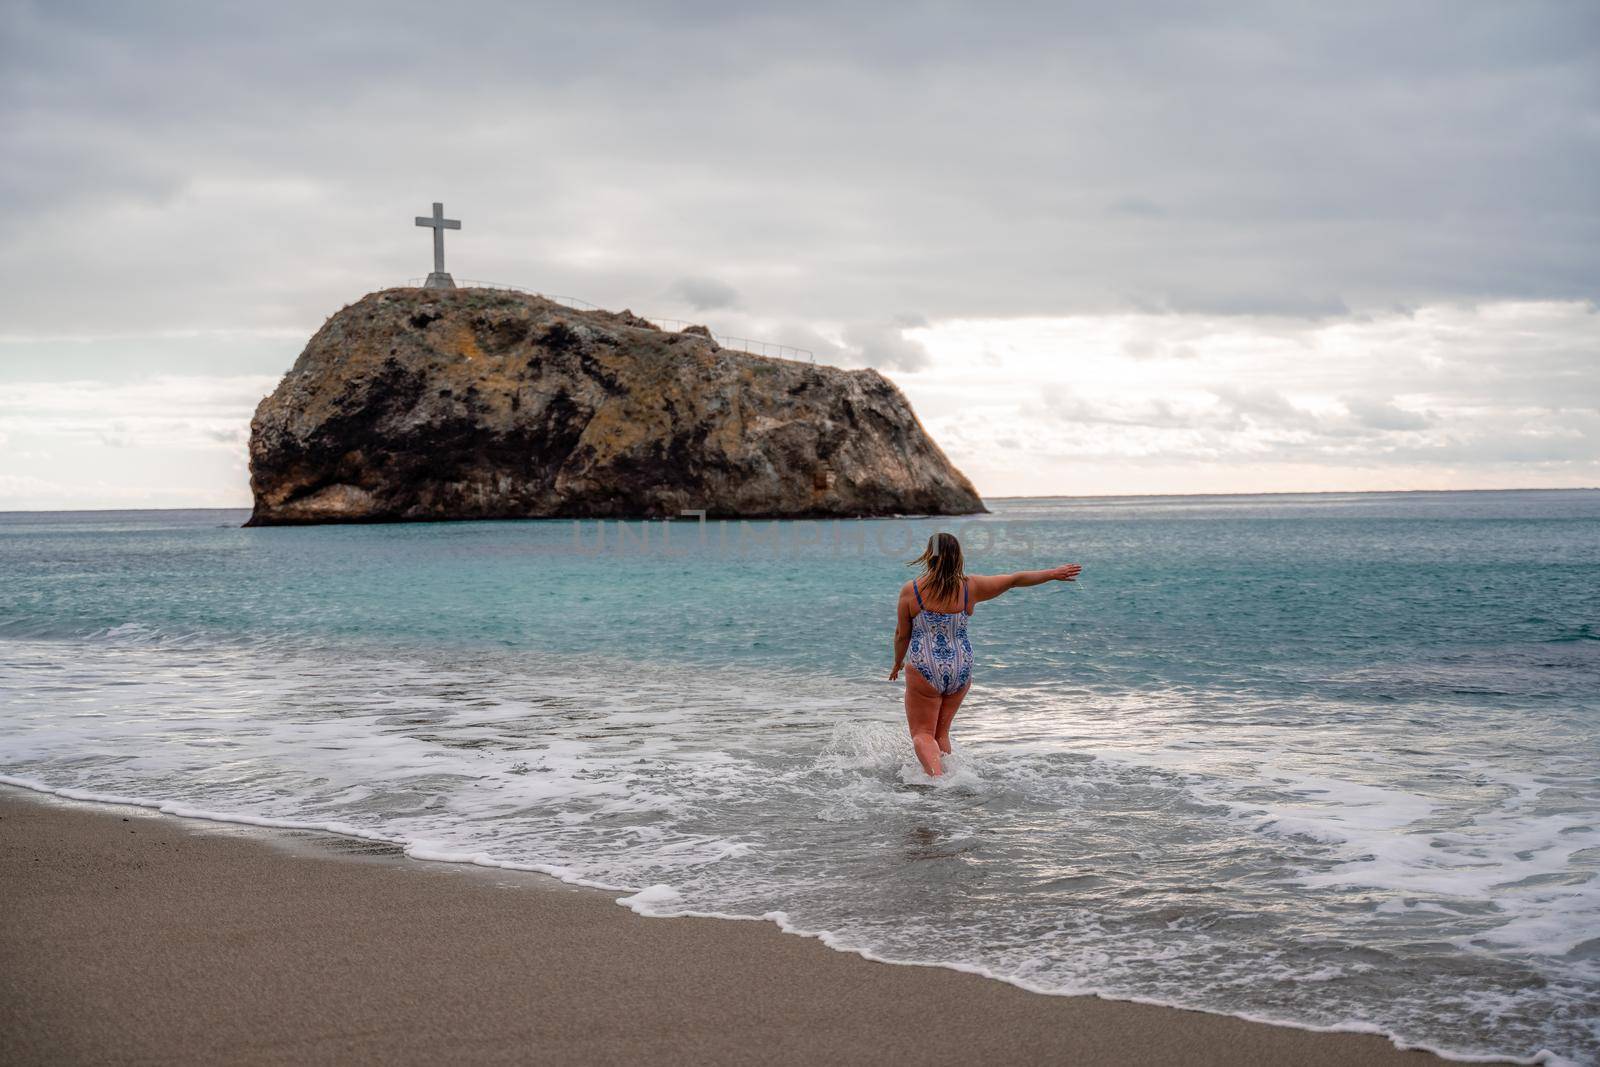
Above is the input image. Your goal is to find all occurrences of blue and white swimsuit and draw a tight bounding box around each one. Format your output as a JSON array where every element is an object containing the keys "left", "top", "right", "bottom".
[{"left": 907, "top": 578, "right": 974, "bottom": 695}]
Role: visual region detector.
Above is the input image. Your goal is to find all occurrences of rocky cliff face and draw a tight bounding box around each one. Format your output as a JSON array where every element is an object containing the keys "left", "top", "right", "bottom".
[{"left": 245, "top": 287, "right": 985, "bottom": 525}]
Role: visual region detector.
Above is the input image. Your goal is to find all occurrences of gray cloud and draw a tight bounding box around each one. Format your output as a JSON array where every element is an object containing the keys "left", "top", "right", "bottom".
[
  {"left": 666, "top": 276, "right": 740, "bottom": 311},
  {"left": 1210, "top": 386, "right": 1306, "bottom": 426},
  {"left": 1, "top": 0, "right": 1595, "bottom": 345},
  {"left": 1107, "top": 197, "right": 1166, "bottom": 219},
  {"left": 842, "top": 321, "right": 932, "bottom": 371},
  {"left": 1122, "top": 337, "right": 1198, "bottom": 360},
  {"left": 1345, "top": 396, "right": 1433, "bottom": 432}
]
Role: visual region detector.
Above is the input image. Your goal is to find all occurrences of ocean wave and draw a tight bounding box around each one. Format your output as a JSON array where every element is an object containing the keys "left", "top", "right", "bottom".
[{"left": 2, "top": 635, "right": 1596, "bottom": 1063}]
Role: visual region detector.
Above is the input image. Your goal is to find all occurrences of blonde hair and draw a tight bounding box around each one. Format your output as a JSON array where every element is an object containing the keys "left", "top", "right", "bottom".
[{"left": 909, "top": 532, "right": 965, "bottom": 605}]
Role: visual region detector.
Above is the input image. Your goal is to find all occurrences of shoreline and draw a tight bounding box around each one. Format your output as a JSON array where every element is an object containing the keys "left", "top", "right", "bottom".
[{"left": 0, "top": 783, "right": 1497, "bottom": 1066}]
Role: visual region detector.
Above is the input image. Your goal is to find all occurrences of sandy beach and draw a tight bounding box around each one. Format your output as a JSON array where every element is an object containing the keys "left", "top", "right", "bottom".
[{"left": 0, "top": 786, "right": 1464, "bottom": 1066}]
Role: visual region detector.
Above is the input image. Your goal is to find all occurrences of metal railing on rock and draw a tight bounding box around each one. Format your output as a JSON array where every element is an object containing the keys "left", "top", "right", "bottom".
[{"left": 399, "top": 278, "right": 814, "bottom": 363}]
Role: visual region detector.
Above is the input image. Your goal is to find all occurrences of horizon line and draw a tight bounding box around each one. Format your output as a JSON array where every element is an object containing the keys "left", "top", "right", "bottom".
[{"left": 2, "top": 484, "right": 1596, "bottom": 516}]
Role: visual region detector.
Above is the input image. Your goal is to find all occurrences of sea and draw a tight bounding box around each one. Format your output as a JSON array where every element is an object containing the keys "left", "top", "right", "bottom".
[{"left": 1, "top": 489, "right": 1596, "bottom": 1064}]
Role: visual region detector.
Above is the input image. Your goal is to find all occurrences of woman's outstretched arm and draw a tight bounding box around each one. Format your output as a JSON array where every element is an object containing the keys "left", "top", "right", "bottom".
[{"left": 969, "top": 564, "right": 1082, "bottom": 604}]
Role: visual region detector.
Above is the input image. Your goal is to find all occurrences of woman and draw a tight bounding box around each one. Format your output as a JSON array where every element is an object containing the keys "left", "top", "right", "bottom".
[{"left": 890, "top": 532, "right": 1082, "bottom": 777}]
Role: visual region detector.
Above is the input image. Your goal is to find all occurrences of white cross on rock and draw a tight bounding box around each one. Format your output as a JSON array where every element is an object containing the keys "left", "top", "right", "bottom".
[{"left": 414, "top": 202, "right": 461, "bottom": 289}]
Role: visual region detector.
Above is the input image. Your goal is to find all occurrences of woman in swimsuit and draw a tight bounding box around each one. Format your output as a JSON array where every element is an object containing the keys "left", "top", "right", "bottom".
[{"left": 890, "top": 532, "right": 1082, "bottom": 777}]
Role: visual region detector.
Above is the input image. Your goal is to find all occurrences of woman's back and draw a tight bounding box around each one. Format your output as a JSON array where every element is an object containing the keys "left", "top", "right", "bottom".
[
  {"left": 908, "top": 576, "right": 971, "bottom": 617},
  {"left": 907, "top": 577, "right": 973, "bottom": 695}
]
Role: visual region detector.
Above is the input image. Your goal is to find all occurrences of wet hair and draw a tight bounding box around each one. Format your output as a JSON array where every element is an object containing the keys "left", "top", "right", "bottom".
[{"left": 909, "top": 532, "right": 965, "bottom": 605}]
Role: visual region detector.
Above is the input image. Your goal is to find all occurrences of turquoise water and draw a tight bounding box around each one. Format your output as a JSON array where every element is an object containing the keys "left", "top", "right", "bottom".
[{"left": 1, "top": 490, "right": 1597, "bottom": 1063}]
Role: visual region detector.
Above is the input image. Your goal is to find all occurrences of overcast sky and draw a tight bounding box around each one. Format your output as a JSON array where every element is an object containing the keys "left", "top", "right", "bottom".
[{"left": 2, "top": 0, "right": 1596, "bottom": 507}]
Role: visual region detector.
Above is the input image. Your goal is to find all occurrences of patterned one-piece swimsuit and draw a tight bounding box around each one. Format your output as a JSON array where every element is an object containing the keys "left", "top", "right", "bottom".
[{"left": 907, "top": 578, "right": 974, "bottom": 695}]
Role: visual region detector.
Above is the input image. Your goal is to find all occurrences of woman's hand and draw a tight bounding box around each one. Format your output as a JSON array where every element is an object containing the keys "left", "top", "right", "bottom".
[
  {"left": 1050, "top": 563, "right": 1083, "bottom": 582},
  {"left": 889, "top": 662, "right": 902, "bottom": 681}
]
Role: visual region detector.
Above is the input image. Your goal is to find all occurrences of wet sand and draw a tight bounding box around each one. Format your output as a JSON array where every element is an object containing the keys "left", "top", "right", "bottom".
[{"left": 0, "top": 785, "right": 1462, "bottom": 1065}]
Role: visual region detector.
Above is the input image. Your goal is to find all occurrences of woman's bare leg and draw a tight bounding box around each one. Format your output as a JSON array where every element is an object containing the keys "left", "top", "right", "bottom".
[
  {"left": 934, "top": 683, "right": 970, "bottom": 754},
  {"left": 904, "top": 672, "right": 945, "bottom": 777}
]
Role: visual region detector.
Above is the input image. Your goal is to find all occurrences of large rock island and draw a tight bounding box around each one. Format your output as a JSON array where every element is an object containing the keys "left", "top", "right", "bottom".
[{"left": 245, "top": 287, "right": 985, "bottom": 525}]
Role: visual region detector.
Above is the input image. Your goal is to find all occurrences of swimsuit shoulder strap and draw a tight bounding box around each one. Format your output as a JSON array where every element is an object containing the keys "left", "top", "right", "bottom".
[
  {"left": 963, "top": 579, "right": 970, "bottom": 614},
  {"left": 912, "top": 579, "right": 925, "bottom": 610}
]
